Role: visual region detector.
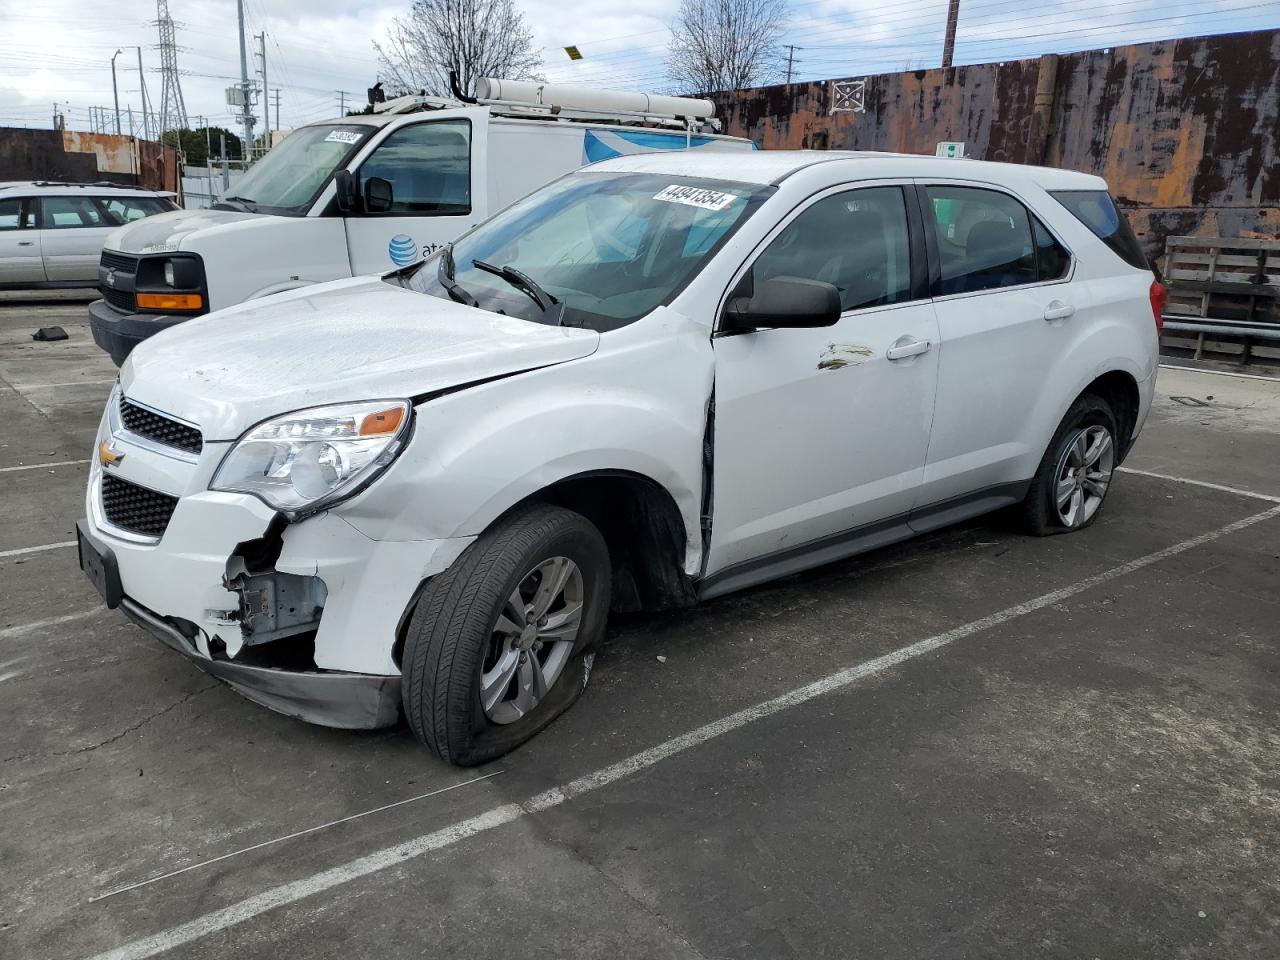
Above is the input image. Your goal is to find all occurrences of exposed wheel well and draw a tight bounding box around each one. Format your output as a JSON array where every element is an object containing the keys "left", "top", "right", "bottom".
[
  {"left": 1080, "top": 371, "right": 1140, "bottom": 462},
  {"left": 530, "top": 471, "right": 697, "bottom": 613}
]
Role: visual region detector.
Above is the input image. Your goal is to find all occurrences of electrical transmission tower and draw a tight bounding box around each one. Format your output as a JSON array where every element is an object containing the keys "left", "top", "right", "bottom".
[{"left": 154, "top": 0, "right": 189, "bottom": 135}]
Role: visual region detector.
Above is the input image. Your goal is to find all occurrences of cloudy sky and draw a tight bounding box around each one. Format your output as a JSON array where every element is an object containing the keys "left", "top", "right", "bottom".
[{"left": 1, "top": 0, "right": 1274, "bottom": 134}]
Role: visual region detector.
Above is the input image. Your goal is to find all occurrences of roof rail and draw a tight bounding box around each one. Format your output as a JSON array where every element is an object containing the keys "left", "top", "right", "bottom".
[{"left": 31, "top": 180, "right": 137, "bottom": 189}]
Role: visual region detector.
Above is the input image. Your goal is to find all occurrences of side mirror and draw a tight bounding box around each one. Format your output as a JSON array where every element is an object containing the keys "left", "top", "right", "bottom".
[
  {"left": 334, "top": 170, "right": 356, "bottom": 213},
  {"left": 364, "top": 176, "right": 394, "bottom": 214},
  {"left": 723, "top": 275, "right": 842, "bottom": 331}
]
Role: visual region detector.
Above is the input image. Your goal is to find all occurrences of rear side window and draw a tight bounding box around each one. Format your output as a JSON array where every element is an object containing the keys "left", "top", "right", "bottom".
[
  {"left": 926, "top": 185, "right": 1036, "bottom": 295},
  {"left": 95, "top": 196, "right": 173, "bottom": 225},
  {"left": 1033, "top": 219, "right": 1071, "bottom": 282},
  {"left": 1049, "top": 190, "right": 1149, "bottom": 271}
]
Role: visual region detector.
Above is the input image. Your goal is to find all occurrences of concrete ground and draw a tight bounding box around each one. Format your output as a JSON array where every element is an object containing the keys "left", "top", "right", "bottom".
[{"left": 3, "top": 290, "right": 1279, "bottom": 960}]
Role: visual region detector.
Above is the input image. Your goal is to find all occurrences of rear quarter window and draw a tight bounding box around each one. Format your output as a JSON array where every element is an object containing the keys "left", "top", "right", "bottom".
[{"left": 1050, "top": 190, "right": 1150, "bottom": 271}]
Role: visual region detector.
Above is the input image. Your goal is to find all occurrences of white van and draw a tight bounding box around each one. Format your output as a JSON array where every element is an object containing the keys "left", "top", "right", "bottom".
[{"left": 89, "top": 79, "right": 754, "bottom": 364}]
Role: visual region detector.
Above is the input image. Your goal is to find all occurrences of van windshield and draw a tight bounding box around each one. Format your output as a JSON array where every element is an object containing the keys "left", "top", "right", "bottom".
[
  {"left": 211, "top": 123, "right": 373, "bottom": 216},
  {"left": 404, "top": 172, "right": 772, "bottom": 331}
]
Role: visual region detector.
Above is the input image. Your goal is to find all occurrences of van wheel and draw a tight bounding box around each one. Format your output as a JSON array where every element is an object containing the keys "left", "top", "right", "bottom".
[
  {"left": 402, "top": 504, "right": 610, "bottom": 766},
  {"left": 1020, "top": 394, "right": 1118, "bottom": 536}
]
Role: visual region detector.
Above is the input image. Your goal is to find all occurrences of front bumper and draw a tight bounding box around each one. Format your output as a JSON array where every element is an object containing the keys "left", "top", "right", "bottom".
[
  {"left": 120, "top": 591, "right": 403, "bottom": 729},
  {"left": 89, "top": 299, "right": 189, "bottom": 367}
]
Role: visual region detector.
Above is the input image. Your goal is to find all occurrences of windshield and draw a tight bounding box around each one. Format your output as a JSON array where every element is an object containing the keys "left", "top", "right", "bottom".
[
  {"left": 212, "top": 123, "right": 374, "bottom": 216},
  {"left": 405, "top": 172, "right": 771, "bottom": 331}
]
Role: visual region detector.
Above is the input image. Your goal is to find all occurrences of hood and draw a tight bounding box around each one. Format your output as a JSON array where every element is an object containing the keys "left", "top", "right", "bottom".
[
  {"left": 121, "top": 277, "right": 600, "bottom": 440},
  {"left": 106, "top": 208, "right": 264, "bottom": 255}
]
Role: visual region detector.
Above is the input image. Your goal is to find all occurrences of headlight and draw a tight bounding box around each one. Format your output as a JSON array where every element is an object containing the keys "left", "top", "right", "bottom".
[{"left": 211, "top": 400, "right": 412, "bottom": 518}]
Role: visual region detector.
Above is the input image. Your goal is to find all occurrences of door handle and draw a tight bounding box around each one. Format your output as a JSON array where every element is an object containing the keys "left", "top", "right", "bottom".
[
  {"left": 1043, "top": 300, "right": 1075, "bottom": 321},
  {"left": 17, "top": 241, "right": 34, "bottom": 247},
  {"left": 886, "top": 337, "right": 932, "bottom": 361}
]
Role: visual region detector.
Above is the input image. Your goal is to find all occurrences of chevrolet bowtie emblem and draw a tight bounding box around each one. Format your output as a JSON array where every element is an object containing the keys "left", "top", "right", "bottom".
[
  {"left": 105, "top": 269, "right": 117, "bottom": 288},
  {"left": 98, "top": 440, "right": 125, "bottom": 468}
]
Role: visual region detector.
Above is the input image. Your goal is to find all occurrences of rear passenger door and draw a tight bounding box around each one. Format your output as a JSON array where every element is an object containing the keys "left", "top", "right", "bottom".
[
  {"left": 706, "top": 183, "right": 940, "bottom": 578},
  {"left": 914, "top": 182, "right": 1077, "bottom": 515},
  {"left": 37, "top": 196, "right": 115, "bottom": 282},
  {"left": 0, "top": 197, "right": 43, "bottom": 284}
]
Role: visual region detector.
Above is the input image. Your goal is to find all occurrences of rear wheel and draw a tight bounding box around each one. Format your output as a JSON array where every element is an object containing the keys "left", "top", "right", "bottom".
[
  {"left": 401, "top": 504, "right": 610, "bottom": 765},
  {"left": 1020, "top": 394, "right": 1118, "bottom": 536}
]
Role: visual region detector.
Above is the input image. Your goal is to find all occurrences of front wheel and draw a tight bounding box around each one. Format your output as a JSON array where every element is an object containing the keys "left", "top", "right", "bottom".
[
  {"left": 401, "top": 504, "right": 610, "bottom": 765},
  {"left": 1019, "top": 394, "right": 1118, "bottom": 536}
]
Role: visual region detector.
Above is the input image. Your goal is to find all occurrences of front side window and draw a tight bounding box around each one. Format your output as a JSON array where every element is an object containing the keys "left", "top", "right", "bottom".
[
  {"left": 0, "top": 198, "right": 26, "bottom": 230},
  {"left": 212, "top": 123, "right": 374, "bottom": 215},
  {"left": 751, "top": 186, "right": 913, "bottom": 312},
  {"left": 358, "top": 120, "right": 472, "bottom": 215},
  {"left": 406, "top": 172, "right": 771, "bottom": 331},
  {"left": 40, "top": 197, "right": 106, "bottom": 229},
  {"left": 927, "top": 186, "right": 1036, "bottom": 295}
]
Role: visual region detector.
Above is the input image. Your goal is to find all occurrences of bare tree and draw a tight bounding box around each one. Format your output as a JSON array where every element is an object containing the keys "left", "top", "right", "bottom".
[
  {"left": 375, "top": 0, "right": 543, "bottom": 98},
  {"left": 668, "top": 0, "right": 787, "bottom": 94}
]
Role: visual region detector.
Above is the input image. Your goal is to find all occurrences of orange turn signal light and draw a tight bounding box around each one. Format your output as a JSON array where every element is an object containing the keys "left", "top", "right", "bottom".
[
  {"left": 358, "top": 406, "right": 406, "bottom": 436},
  {"left": 136, "top": 292, "right": 204, "bottom": 311}
]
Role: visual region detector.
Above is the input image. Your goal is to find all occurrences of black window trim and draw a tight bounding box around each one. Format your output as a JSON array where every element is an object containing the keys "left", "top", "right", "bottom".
[
  {"left": 350, "top": 117, "right": 475, "bottom": 219},
  {"left": 715, "top": 179, "right": 930, "bottom": 337},
  {"left": 912, "top": 179, "right": 1076, "bottom": 302}
]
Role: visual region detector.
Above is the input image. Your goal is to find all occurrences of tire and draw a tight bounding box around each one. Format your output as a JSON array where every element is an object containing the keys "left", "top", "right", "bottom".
[
  {"left": 401, "top": 503, "right": 610, "bottom": 765},
  {"left": 1019, "top": 393, "right": 1119, "bottom": 537}
]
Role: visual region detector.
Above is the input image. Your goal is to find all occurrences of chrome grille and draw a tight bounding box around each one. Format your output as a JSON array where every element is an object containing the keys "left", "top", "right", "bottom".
[
  {"left": 119, "top": 397, "right": 203, "bottom": 455},
  {"left": 100, "top": 475, "right": 178, "bottom": 538}
]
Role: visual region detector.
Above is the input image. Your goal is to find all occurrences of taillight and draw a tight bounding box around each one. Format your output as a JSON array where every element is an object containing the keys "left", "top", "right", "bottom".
[{"left": 1149, "top": 280, "right": 1167, "bottom": 335}]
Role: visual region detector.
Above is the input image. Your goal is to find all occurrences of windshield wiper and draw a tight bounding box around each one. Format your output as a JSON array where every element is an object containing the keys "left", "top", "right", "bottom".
[
  {"left": 472, "top": 259, "right": 558, "bottom": 313},
  {"left": 437, "top": 244, "right": 477, "bottom": 307},
  {"left": 213, "top": 195, "right": 259, "bottom": 212}
]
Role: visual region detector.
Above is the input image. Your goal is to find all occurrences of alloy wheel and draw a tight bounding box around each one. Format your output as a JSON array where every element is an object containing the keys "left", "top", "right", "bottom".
[
  {"left": 1053, "top": 424, "right": 1115, "bottom": 528},
  {"left": 480, "top": 556, "right": 583, "bottom": 724}
]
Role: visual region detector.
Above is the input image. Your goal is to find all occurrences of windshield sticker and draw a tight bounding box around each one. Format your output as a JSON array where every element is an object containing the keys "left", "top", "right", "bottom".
[
  {"left": 652, "top": 185, "right": 739, "bottom": 211},
  {"left": 324, "top": 130, "right": 362, "bottom": 144}
]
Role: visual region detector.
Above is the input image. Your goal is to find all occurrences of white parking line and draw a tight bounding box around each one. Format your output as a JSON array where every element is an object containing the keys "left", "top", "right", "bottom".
[
  {"left": 0, "top": 609, "right": 99, "bottom": 641},
  {"left": 1118, "top": 466, "right": 1280, "bottom": 503},
  {"left": 90, "top": 771, "right": 505, "bottom": 902},
  {"left": 82, "top": 503, "right": 1280, "bottom": 960},
  {"left": 0, "top": 459, "right": 90, "bottom": 474},
  {"left": 0, "top": 540, "right": 76, "bottom": 559}
]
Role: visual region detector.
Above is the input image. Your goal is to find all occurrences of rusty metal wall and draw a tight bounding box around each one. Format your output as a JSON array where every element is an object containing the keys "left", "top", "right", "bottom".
[
  {"left": 713, "top": 29, "right": 1280, "bottom": 258},
  {"left": 0, "top": 128, "right": 180, "bottom": 193}
]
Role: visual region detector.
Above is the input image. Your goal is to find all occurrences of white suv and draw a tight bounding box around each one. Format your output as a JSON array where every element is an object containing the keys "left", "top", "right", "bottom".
[{"left": 77, "top": 151, "right": 1161, "bottom": 765}]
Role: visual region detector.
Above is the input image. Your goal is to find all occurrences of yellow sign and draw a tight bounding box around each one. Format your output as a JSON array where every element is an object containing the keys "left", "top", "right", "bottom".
[{"left": 564, "top": 45, "right": 583, "bottom": 61}]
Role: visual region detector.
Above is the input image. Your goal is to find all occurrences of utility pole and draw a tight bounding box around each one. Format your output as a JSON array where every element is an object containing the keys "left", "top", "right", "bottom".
[
  {"left": 941, "top": 0, "right": 961, "bottom": 69},
  {"left": 135, "top": 46, "right": 151, "bottom": 141},
  {"left": 255, "top": 32, "right": 269, "bottom": 150},
  {"left": 111, "top": 49, "right": 123, "bottom": 134},
  {"left": 236, "top": 0, "right": 256, "bottom": 161},
  {"left": 337, "top": 90, "right": 348, "bottom": 116},
  {"left": 784, "top": 45, "right": 800, "bottom": 85},
  {"left": 273, "top": 89, "right": 281, "bottom": 133}
]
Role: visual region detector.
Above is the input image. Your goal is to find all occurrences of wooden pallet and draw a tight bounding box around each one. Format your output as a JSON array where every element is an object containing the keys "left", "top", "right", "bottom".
[{"left": 1161, "top": 236, "right": 1280, "bottom": 362}]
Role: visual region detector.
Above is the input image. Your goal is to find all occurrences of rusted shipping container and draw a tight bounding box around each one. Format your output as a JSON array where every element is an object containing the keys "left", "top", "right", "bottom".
[
  {"left": 713, "top": 29, "right": 1280, "bottom": 260},
  {"left": 0, "top": 128, "right": 180, "bottom": 194}
]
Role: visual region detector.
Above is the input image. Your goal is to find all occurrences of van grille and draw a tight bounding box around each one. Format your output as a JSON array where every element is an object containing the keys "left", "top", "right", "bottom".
[
  {"left": 119, "top": 397, "right": 203, "bottom": 455},
  {"left": 100, "top": 251, "right": 138, "bottom": 312},
  {"left": 100, "top": 475, "right": 179, "bottom": 538}
]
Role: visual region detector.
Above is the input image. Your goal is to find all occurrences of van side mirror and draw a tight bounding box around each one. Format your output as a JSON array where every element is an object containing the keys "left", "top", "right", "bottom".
[
  {"left": 364, "top": 176, "right": 394, "bottom": 214},
  {"left": 723, "top": 275, "right": 842, "bottom": 332},
  {"left": 334, "top": 170, "right": 356, "bottom": 213}
]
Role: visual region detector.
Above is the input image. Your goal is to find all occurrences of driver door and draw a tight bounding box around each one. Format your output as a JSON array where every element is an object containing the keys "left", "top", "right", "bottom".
[
  {"left": 344, "top": 114, "right": 488, "bottom": 276},
  {"left": 704, "top": 183, "right": 940, "bottom": 584}
]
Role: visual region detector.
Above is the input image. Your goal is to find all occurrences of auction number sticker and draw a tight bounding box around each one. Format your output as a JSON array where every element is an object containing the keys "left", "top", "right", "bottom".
[
  {"left": 653, "top": 185, "right": 739, "bottom": 211},
  {"left": 324, "top": 130, "right": 363, "bottom": 144}
]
